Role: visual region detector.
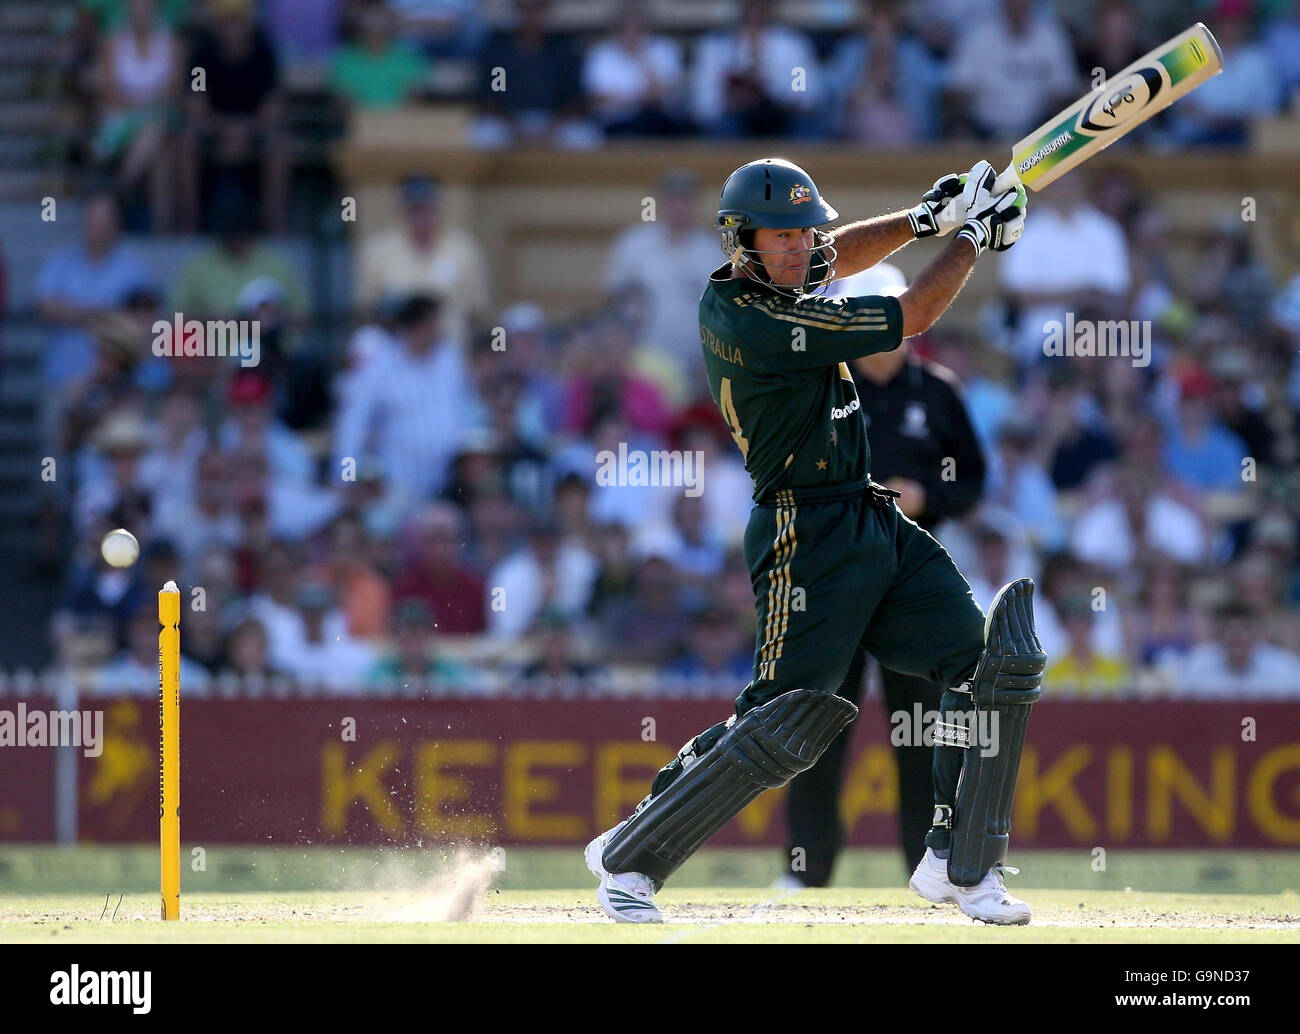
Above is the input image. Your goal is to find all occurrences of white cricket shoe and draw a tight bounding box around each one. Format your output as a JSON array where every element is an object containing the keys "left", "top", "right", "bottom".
[
  {"left": 585, "top": 823, "right": 663, "bottom": 923},
  {"left": 909, "top": 848, "right": 1032, "bottom": 925}
]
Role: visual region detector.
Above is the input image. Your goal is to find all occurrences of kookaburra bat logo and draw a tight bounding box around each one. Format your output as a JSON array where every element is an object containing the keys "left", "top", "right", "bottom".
[{"left": 1079, "top": 66, "right": 1165, "bottom": 134}]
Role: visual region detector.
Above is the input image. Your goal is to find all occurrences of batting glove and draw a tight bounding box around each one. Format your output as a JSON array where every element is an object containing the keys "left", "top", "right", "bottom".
[
  {"left": 907, "top": 172, "right": 963, "bottom": 238},
  {"left": 910, "top": 160, "right": 1004, "bottom": 239},
  {"left": 957, "top": 183, "right": 1028, "bottom": 256}
]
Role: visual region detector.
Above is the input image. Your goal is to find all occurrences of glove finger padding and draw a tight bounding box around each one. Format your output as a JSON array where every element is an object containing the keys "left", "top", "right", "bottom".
[
  {"left": 958, "top": 183, "right": 1028, "bottom": 256},
  {"left": 909, "top": 171, "right": 964, "bottom": 238},
  {"left": 989, "top": 183, "right": 1027, "bottom": 252},
  {"left": 956, "top": 160, "right": 997, "bottom": 217}
]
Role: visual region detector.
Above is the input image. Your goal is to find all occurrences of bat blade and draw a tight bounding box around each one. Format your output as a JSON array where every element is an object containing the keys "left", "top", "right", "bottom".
[{"left": 991, "top": 22, "right": 1223, "bottom": 194}]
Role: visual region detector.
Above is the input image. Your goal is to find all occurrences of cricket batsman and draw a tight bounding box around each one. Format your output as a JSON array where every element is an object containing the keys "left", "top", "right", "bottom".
[{"left": 585, "top": 157, "right": 1045, "bottom": 925}]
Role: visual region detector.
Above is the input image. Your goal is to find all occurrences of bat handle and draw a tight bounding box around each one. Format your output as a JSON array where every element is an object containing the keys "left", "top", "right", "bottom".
[{"left": 991, "top": 164, "right": 1021, "bottom": 195}]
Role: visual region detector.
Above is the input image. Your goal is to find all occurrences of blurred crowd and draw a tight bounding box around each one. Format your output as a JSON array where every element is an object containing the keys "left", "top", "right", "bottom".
[
  {"left": 57, "top": 0, "right": 1300, "bottom": 230},
  {"left": 30, "top": 0, "right": 1300, "bottom": 699}
]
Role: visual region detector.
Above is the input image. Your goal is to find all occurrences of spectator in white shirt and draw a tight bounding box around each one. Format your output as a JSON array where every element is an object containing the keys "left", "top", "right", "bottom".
[
  {"left": 945, "top": 0, "right": 1077, "bottom": 140},
  {"left": 604, "top": 169, "right": 719, "bottom": 376},
  {"left": 998, "top": 173, "right": 1131, "bottom": 365},
  {"left": 1070, "top": 461, "right": 1206, "bottom": 572},
  {"left": 691, "top": 0, "right": 822, "bottom": 137},
  {"left": 1180, "top": 600, "right": 1300, "bottom": 698},
  {"left": 486, "top": 521, "right": 598, "bottom": 640},
  {"left": 582, "top": 2, "right": 689, "bottom": 136},
  {"left": 334, "top": 294, "right": 483, "bottom": 508},
  {"left": 272, "top": 582, "right": 375, "bottom": 690}
]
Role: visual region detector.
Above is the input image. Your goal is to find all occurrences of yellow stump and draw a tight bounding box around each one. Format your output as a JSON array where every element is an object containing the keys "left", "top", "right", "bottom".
[{"left": 158, "top": 580, "right": 180, "bottom": 920}]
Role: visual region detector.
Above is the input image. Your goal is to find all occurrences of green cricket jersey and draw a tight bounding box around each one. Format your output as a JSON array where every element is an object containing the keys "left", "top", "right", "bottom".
[{"left": 698, "top": 265, "right": 904, "bottom": 502}]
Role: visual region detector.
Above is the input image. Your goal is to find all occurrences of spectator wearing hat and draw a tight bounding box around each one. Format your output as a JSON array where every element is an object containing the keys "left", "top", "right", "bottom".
[
  {"left": 334, "top": 294, "right": 483, "bottom": 505},
  {"left": 582, "top": 1, "right": 690, "bottom": 137},
  {"left": 603, "top": 168, "right": 719, "bottom": 379},
  {"left": 35, "top": 191, "right": 155, "bottom": 389},
  {"left": 76, "top": 409, "right": 155, "bottom": 538},
  {"left": 391, "top": 503, "right": 486, "bottom": 635},
  {"left": 356, "top": 174, "right": 489, "bottom": 345},
  {"left": 178, "top": 0, "right": 289, "bottom": 232},
  {"left": 57, "top": 309, "right": 155, "bottom": 458}
]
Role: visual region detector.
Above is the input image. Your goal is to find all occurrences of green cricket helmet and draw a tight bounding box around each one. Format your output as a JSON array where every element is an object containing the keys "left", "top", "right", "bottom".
[{"left": 716, "top": 158, "right": 839, "bottom": 297}]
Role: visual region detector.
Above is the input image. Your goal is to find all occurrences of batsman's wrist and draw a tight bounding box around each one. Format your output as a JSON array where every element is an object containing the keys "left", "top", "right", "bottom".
[
  {"left": 908, "top": 204, "right": 934, "bottom": 239},
  {"left": 957, "top": 222, "right": 989, "bottom": 257}
]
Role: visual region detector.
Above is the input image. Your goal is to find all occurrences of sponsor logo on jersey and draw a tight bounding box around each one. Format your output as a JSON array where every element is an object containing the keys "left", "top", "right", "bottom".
[{"left": 831, "top": 397, "right": 860, "bottom": 421}]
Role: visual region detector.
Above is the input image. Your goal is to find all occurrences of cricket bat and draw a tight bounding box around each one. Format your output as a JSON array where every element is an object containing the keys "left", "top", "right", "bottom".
[{"left": 990, "top": 23, "right": 1224, "bottom": 195}]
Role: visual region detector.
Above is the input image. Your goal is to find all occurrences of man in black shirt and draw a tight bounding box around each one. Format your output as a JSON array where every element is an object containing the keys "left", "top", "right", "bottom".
[
  {"left": 783, "top": 265, "right": 987, "bottom": 886},
  {"left": 180, "top": 0, "right": 287, "bottom": 232}
]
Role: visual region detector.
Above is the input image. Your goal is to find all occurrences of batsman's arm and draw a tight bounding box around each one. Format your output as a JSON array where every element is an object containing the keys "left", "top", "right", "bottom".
[
  {"left": 897, "top": 235, "right": 979, "bottom": 338},
  {"left": 826, "top": 213, "right": 916, "bottom": 280}
]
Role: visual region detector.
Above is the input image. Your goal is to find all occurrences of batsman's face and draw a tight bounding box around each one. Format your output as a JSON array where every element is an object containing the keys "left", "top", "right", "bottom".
[{"left": 751, "top": 226, "right": 814, "bottom": 287}]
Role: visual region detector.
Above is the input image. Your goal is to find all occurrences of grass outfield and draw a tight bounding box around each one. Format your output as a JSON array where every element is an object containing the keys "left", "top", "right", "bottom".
[{"left": 2, "top": 846, "right": 1299, "bottom": 943}]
